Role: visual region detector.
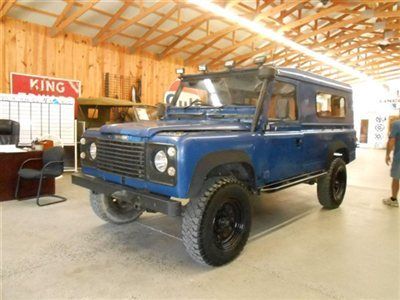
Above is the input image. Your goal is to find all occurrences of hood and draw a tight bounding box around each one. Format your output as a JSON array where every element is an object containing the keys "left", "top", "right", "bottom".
[{"left": 100, "top": 120, "right": 250, "bottom": 137}]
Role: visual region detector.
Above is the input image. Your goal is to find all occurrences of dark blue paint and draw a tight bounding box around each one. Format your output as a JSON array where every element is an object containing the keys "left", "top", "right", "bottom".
[{"left": 80, "top": 67, "right": 356, "bottom": 199}]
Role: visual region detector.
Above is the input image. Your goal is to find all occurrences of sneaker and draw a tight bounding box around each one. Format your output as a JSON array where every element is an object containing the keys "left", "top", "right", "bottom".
[{"left": 382, "top": 197, "right": 399, "bottom": 207}]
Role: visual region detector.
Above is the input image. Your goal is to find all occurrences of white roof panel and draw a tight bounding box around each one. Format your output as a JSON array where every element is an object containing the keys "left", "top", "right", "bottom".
[
  {"left": 94, "top": 0, "right": 125, "bottom": 14},
  {"left": 7, "top": 6, "right": 55, "bottom": 27},
  {"left": 121, "top": 24, "right": 148, "bottom": 37},
  {"left": 17, "top": 0, "right": 67, "bottom": 15},
  {"left": 158, "top": 19, "right": 178, "bottom": 32},
  {"left": 77, "top": 10, "right": 109, "bottom": 27},
  {"left": 140, "top": 13, "right": 161, "bottom": 26},
  {"left": 121, "top": 6, "right": 141, "bottom": 19}
]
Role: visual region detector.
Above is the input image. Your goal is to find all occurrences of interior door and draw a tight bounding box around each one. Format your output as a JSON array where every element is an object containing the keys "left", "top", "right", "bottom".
[{"left": 261, "top": 78, "right": 304, "bottom": 183}]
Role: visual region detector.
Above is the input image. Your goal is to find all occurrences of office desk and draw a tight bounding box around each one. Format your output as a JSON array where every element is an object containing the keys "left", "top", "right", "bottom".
[{"left": 0, "top": 151, "right": 55, "bottom": 201}]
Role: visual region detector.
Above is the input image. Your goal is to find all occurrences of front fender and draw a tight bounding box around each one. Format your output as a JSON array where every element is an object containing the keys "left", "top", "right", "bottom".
[{"left": 187, "top": 150, "right": 253, "bottom": 198}]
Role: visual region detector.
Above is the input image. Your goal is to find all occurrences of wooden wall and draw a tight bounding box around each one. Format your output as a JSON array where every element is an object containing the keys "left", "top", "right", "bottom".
[{"left": 0, "top": 18, "right": 192, "bottom": 105}]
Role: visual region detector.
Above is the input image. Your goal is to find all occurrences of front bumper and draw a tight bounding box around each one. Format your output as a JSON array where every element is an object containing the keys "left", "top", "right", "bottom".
[{"left": 71, "top": 173, "right": 182, "bottom": 217}]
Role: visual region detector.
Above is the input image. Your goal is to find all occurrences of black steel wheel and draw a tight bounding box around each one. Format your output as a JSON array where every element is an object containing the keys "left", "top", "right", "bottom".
[
  {"left": 317, "top": 158, "right": 347, "bottom": 209},
  {"left": 182, "top": 177, "right": 251, "bottom": 266},
  {"left": 213, "top": 200, "right": 246, "bottom": 251},
  {"left": 90, "top": 191, "right": 143, "bottom": 224}
]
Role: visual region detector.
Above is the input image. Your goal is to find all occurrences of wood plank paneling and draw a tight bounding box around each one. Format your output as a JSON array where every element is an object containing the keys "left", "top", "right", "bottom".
[{"left": 0, "top": 18, "right": 192, "bottom": 105}]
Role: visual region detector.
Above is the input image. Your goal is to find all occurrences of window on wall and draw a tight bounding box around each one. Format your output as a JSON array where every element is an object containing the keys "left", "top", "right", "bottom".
[
  {"left": 316, "top": 92, "right": 346, "bottom": 118},
  {"left": 267, "top": 81, "right": 297, "bottom": 121}
]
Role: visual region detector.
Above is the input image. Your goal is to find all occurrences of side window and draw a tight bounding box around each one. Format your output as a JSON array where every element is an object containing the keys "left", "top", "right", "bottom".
[
  {"left": 316, "top": 92, "right": 346, "bottom": 118},
  {"left": 268, "top": 81, "right": 297, "bottom": 121}
]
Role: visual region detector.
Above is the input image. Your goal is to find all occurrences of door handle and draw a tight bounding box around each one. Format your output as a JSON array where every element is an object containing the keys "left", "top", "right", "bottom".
[{"left": 296, "top": 138, "right": 303, "bottom": 147}]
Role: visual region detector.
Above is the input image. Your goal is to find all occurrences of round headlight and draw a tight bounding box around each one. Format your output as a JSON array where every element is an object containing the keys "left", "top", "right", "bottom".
[
  {"left": 89, "top": 143, "right": 97, "bottom": 160},
  {"left": 154, "top": 150, "right": 168, "bottom": 172},
  {"left": 80, "top": 137, "right": 86, "bottom": 145},
  {"left": 80, "top": 152, "right": 86, "bottom": 159}
]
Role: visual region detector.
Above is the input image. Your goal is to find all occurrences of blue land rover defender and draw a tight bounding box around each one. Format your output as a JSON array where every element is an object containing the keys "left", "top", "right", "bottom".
[{"left": 72, "top": 61, "right": 356, "bottom": 266}]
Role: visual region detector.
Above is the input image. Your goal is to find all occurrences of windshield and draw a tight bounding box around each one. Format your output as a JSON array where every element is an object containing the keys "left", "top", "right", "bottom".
[{"left": 172, "top": 73, "right": 263, "bottom": 108}]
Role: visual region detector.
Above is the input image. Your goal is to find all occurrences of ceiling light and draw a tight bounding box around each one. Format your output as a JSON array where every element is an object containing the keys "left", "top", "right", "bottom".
[{"left": 187, "top": 0, "right": 374, "bottom": 82}]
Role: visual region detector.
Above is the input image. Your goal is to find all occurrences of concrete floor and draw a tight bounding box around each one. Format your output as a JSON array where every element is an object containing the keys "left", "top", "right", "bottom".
[{"left": 1, "top": 148, "right": 399, "bottom": 299}]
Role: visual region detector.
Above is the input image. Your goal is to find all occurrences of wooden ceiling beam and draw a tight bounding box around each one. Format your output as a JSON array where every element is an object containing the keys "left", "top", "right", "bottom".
[
  {"left": 373, "top": 72, "right": 400, "bottom": 81},
  {"left": 213, "top": 42, "right": 276, "bottom": 68},
  {"left": 95, "top": 1, "right": 168, "bottom": 45},
  {"left": 208, "top": 46, "right": 238, "bottom": 66},
  {"left": 190, "top": 34, "right": 259, "bottom": 65},
  {"left": 92, "top": 1, "right": 130, "bottom": 46},
  {"left": 317, "top": 27, "right": 376, "bottom": 49},
  {"left": 51, "top": 1, "right": 74, "bottom": 29},
  {"left": 215, "top": 4, "right": 370, "bottom": 68},
  {"left": 254, "top": 0, "right": 308, "bottom": 21},
  {"left": 0, "top": 0, "right": 16, "bottom": 19},
  {"left": 326, "top": 59, "right": 398, "bottom": 79},
  {"left": 333, "top": 0, "right": 399, "bottom": 4},
  {"left": 184, "top": 32, "right": 232, "bottom": 64},
  {"left": 279, "top": 4, "right": 348, "bottom": 33},
  {"left": 129, "top": 4, "right": 180, "bottom": 51},
  {"left": 157, "top": 25, "right": 202, "bottom": 59},
  {"left": 50, "top": 0, "right": 99, "bottom": 37},
  {"left": 133, "top": 13, "right": 212, "bottom": 52},
  {"left": 161, "top": 24, "right": 240, "bottom": 59}
]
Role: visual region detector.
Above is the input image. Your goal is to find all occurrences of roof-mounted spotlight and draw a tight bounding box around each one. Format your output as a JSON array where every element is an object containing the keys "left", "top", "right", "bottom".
[
  {"left": 253, "top": 55, "right": 266, "bottom": 67},
  {"left": 175, "top": 68, "right": 185, "bottom": 77},
  {"left": 224, "top": 60, "right": 235, "bottom": 70},
  {"left": 198, "top": 64, "right": 208, "bottom": 73}
]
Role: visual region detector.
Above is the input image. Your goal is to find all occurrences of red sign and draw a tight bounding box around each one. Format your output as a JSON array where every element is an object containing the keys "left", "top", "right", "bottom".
[{"left": 10, "top": 72, "right": 81, "bottom": 98}]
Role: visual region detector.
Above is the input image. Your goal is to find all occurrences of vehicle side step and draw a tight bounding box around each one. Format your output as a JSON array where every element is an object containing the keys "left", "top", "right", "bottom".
[{"left": 261, "top": 171, "right": 327, "bottom": 193}]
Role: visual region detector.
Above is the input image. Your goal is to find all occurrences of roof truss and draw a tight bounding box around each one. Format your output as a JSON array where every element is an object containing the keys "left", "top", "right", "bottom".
[{"left": 2, "top": 0, "right": 399, "bottom": 83}]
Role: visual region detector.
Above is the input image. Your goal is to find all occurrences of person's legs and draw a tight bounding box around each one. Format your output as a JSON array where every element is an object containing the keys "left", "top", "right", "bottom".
[
  {"left": 383, "top": 162, "right": 400, "bottom": 207},
  {"left": 392, "top": 178, "right": 399, "bottom": 199}
]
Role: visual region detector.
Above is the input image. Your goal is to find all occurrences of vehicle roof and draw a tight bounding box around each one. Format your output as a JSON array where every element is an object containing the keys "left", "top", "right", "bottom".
[
  {"left": 276, "top": 68, "right": 352, "bottom": 92},
  {"left": 181, "top": 66, "right": 352, "bottom": 93}
]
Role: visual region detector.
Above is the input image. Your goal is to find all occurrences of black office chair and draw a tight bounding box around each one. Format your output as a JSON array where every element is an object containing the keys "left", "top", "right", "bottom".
[
  {"left": 15, "top": 146, "right": 66, "bottom": 206},
  {"left": 0, "top": 119, "right": 20, "bottom": 145}
]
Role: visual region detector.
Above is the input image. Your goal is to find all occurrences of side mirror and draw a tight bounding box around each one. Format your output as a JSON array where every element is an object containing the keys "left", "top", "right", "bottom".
[
  {"left": 258, "top": 66, "right": 276, "bottom": 80},
  {"left": 156, "top": 103, "right": 166, "bottom": 119}
]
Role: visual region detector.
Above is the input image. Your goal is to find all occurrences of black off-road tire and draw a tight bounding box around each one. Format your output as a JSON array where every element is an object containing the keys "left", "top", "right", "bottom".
[
  {"left": 317, "top": 158, "right": 347, "bottom": 209},
  {"left": 90, "top": 191, "right": 143, "bottom": 224},
  {"left": 182, "top": 177, "right": 252, "bottom": 266}
]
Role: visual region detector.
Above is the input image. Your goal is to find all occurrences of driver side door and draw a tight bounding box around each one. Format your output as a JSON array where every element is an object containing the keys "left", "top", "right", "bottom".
[{"left": 261, "top": 78, "right": 304, "bottom": 184}]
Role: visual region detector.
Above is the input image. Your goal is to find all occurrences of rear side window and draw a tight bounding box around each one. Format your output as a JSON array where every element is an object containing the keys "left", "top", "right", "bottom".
[
  {"left": 316, "top": 92, "right": 346, "bottom": 118},
  {"left": 268, "top": 81, "right": 297, "bottom": 121}
]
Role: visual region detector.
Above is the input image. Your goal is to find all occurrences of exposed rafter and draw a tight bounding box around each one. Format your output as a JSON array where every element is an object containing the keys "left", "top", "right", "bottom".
[
  {"left": 2, "top": 0, "right": 398, "bottom": 82},
  {"left": 133, "top": 14, "right": 213, "bottom": 52},
  {"left": 130, "top": 4, "right": 180, "bottom": 51},
  {"left": 0, "top": 0, "right": 16, "bottom": 19},
  {"left": 50, "top": 0, "right": 99, "bottom": 37},
  {"left": 94, "top": 1, "right": 169, "bottom": 45},
  {"left": 92, "top": 1, "right": 130, "bottom": 46}
]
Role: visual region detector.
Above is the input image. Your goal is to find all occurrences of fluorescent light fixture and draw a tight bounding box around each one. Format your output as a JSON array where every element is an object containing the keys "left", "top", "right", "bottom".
[{"left": 188, "top": 0, "right": 374, "bottom": 82}]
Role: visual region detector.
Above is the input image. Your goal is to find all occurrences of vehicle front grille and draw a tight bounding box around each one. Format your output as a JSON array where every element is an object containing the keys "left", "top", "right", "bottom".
[{"left": 96, "top": 139, "right": 146, "bottom": 179}]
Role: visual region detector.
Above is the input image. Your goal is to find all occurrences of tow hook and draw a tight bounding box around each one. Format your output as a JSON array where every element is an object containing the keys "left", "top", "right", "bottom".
[{"left": 111, "top": 190, "right": 141, "bottom": 209}]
